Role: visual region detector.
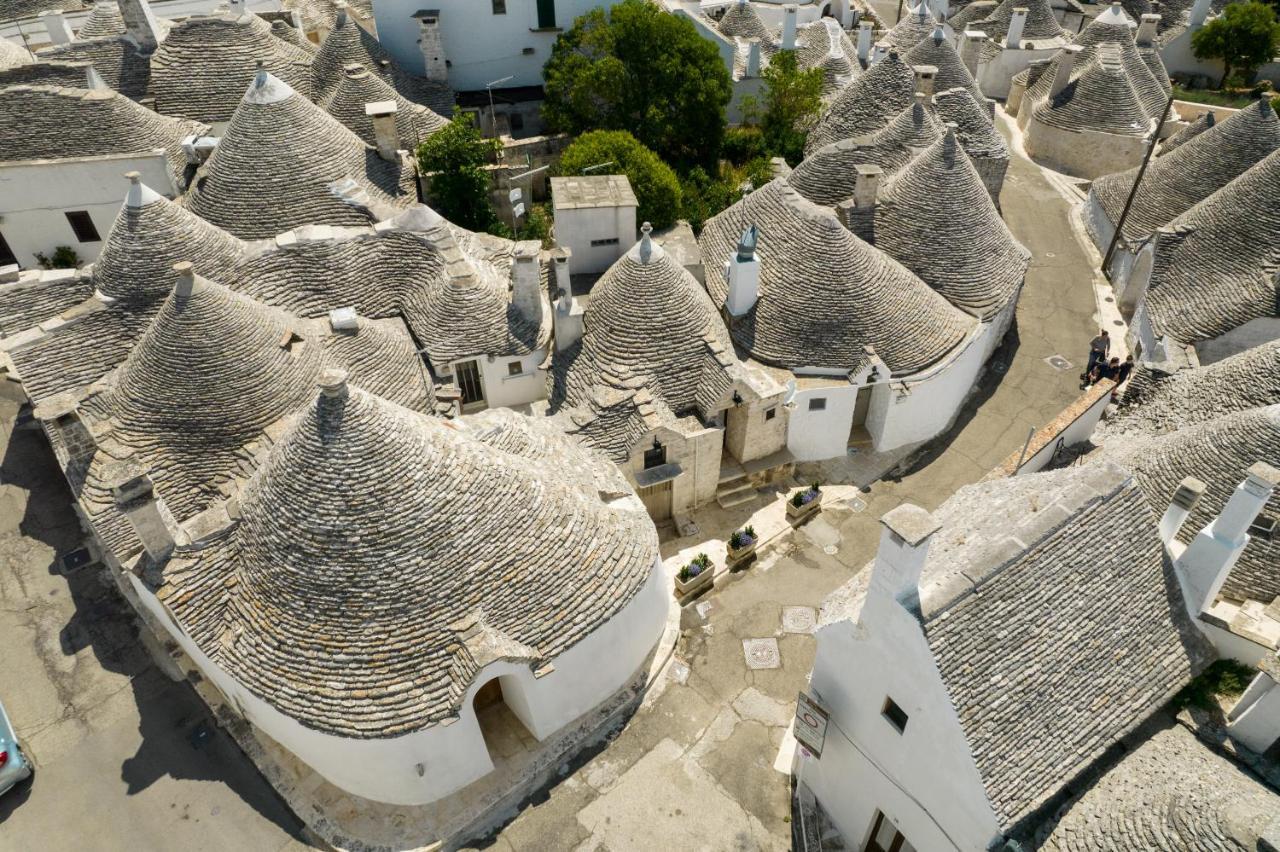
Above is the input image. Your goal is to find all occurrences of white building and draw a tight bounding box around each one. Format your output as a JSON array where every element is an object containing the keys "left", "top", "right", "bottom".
[
  {"left": 550, "top": 174, "right": 637, "bottom": 277},
  {"left": 952, "top": 0, "right": 1070, "bottom": 99}
]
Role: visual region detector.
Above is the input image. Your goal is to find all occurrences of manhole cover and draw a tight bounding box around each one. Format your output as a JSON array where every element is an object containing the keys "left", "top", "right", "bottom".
[
  {"left": 1044, "top": 355, "right": 1073, "bottom": 371},
  {"left": 823, "top": 545, "right": 838, "bottom": 555},
  {"left": 843, "top": 496, "right": 867, "bottom": 513},
  {"left": 782, "top": 606, "right": 817, "bottom": 634},
  {"left": 742, "top": 638, "right": 781, "bottom": 670}
]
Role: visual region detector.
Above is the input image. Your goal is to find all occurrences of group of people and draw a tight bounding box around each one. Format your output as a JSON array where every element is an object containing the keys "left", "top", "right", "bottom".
[{"left": 1082, "top": 330, "right": 1134, "bottom": 400}]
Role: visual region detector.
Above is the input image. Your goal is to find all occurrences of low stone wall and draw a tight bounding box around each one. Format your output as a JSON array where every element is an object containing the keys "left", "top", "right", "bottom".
[{"left": 986, "top": 380, "right": 1114, "bottom": 478}]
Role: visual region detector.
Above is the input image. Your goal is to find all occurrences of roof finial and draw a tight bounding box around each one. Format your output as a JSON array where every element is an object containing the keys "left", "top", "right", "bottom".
[
  {"left": 124, "top": 170, "right": 161, "bottom": 208},
  {"left": 254, "top": 58, "right": 266, "bottom": 88},
  {"left": 172, "top": 261, "right": 198, "bottom": 299},
  {"left": 639, "top": 221, "right": 653, "bottom": 263},
  {"left": 736, "top": 224, "right": 758, "bottom": 261},
  {"left": 942, "top": 121, "right": 958, "bottom": 165},
  {"left": 319, "top": 368, "right": 349, "bottom": 399}
]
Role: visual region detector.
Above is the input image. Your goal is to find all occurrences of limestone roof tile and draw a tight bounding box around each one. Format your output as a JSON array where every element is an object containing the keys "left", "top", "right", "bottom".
[
  {"left": 1159, "top": 109, "right": 1215, "bottom": 155},
  {"left": 1, "top": 0, "right": 84, "bottom": 20},
  {"left": 903, "top": 25, "right": 985, "bottom": 105},
  {"left": 806, "top": 51, "right": 916, "bottom": 153},
  {"left": 35, "top": 34, "right": 151, "bottom": 98},
  {"left": 883, "top": 2, "right": 938, "bottom": 53},
  {"left": 1031, "top": 44, "right": 1153, "bottom": 138},
  {"left": 717, "top": 0, "right": 771, "bottom": 40},
  {"left": 0, "top": 273, "right": 95, "bottom": 339},
  {"left": 0, "top": 33, "right": 33, "bottom": 69},
  {"left": 321, "top": 63, "right": 447, "bottom": 150},
  {"left": 971, "top": 0, "right": 1068, "bottom": 42},
  {"left": 0, "top": 58, "right": 91, "bottom": 87},
  {"left": 75, "top": 1, "right": 127, "bottom": 39}
]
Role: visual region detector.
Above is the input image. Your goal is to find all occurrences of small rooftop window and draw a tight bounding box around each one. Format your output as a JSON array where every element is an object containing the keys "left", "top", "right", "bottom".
[
  {"left": 882, "top": 697, "right": 908, "bottom": 734},
  {"left": 65, "top": 210, "right": 100, "bottom": 244},
  {"left": 492, "top": 0, "right": 506, "bottom": 13},
  {"left": 765, "top": 407, "right": 777, "bottom": 421},
  {"left": 808, "top": 397, "right": 826, "bottom": 412},
  {"left": 507, "top": 360, "right": 522, "bottom": 377}
]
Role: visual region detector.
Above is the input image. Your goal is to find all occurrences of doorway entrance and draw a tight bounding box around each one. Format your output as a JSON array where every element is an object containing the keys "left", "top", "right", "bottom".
[
  {"left": 0, "top": 229, "right": 17, "bottom": 267},
  {"left": 848, "top": 385, "right": 873, "bottom": 449},
  {"left": 865, "top": 811, "right": 916, "bottom": 852},
  {"left": 455, "top": 359, "right": 485, "bottom": 410},
  {"left": 636, "top": 480, "right": 673, "bottom": 520},
  {"left": 473, "top": 678, "right": 537, "bottom": 767}
]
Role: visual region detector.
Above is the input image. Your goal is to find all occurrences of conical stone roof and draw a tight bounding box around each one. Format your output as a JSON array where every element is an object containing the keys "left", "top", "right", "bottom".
[
  {"left": 179, "top": 379, "right": 659, "bottom": 737},
  {"left": 269, "top": 19, "right": 317, "bottom": 54},
  {"left": 883, "top": 2, "right": 938, "bottom": 53},
  {"left": 699, "top": 179, "right": 974, "bottom": 373},
  {"left": 323, "top": 63, "right": 447, "bottom": 150},
  {"left": 873, "top": 131, "right": 1029, "bottom": 319},
  {"left": 904, "top": 25, "right": 984, "bottom": 104},
  {"left": 1160, "top": 110, "right": 1215, "bottom": 155},
  {"left": 0, "top": 35, "right": 33, "bottom": 70},
  {"left": 1067, "top": 4, "right": 1169, "bottom": 118},
  {"left": 806, "top": 51, "right": 916, "bottom": 153},
  {"left": 972, "top": 0, "right": 1068, "bottom": 42},
  {"left": 717, "top": 0, "right": 771, "bottom": 40},
  {"left": 75, "top": 0, "right": 126, "bottom": 39},
  {"left": 1032, "top": 44, "right": 1152, "bottom": 137}
]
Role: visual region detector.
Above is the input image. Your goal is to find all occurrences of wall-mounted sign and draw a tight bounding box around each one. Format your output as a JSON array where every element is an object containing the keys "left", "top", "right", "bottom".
[{"left": 795, "top": 691, "right": 829, "bottom": 758}]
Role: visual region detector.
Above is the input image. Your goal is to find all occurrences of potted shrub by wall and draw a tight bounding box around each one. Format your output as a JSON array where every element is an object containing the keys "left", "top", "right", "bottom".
[
  {"left": 727, "top": 525, "right": 758, "bottom": 567},
  {"left": 675, "top": 552, "right": 714, "bottom": 599},
  {"left": 786, "top": 482, "right": 823, "bottom": 521}
]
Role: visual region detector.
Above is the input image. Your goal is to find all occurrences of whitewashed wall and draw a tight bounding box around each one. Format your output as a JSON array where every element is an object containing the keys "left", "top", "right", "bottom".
[
  {"left": 462, "top": 347, "right": 550, "bottom": 410},
  {"left": 554, "top": 203, "right": 635, "bottom": 276},
  {"left": 976, "top": 46, "right": 1059, "bottom": 100},
  {"left": 1195, "top": 318, "right": 1280, "bottom": 365},
  {"left": 786, "top": 382, "right": 859, "bottom": 461},
  {"left": 1227, "top": 672, "right": 1280, "bottom": 754},
  {"left": 1023, "top": 118, "right": 1150, "bottom": 180}
]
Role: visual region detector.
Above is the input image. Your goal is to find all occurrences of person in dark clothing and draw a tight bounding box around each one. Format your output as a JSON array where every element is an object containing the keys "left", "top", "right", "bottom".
[
  {"left": 1089, "top": 356, "right": 1120, "bottom": 386},
  {"left": 1084, "top": 330, "right": 1110, "bottom": 377},
  {"left": 1110, "top": 354, "right": 1135, "bottom": 401}
]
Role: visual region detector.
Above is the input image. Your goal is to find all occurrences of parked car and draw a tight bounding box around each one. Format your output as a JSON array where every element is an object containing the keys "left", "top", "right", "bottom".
[{"left": 0, "top": 698, "right": 32, "bottom": 795}]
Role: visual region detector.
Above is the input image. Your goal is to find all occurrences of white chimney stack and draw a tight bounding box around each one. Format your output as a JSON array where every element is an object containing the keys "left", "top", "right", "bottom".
[
  {"left": 1136, "top": 13, "right": 1161, "bottom": 45},
  {"left": 40, "top": 10, "right": 75, "bottom": 46},
  {"left": 725, "top": 224, "right": 760, "bottom": 317},
  {"left": 960, "top": 30, "right": 986, "bottom": 75},
  {"left": 1005, "top": 7, "right": 1029, "bottom": 48},
  {"left": 1159, "top": 476, "right": 1205, "bottom": 545},
  {"left": 119, "top": 0, "right": 163, "bottom": 53},
  {"left": 1189, "top": 0, "right": 1213, "bottom": 27},
  {"left": 1050, "top": 44, "right": 1083, "bottom": 98},
  {"left": 746, "top": 39, "right": 762, "bottom": 77},
  {"left": 109, "top": 467, "right": 180, "bottom": 563},
  {"left": 552, "top": 247, "right": 583, "bottom": 351},
  {"left": 912, "top": 64, "right": 937, "bottom": 97},
  {"left": 85, "top": 65, "right": 108, "bottom": 90},
  {"left": 318, "top": 368, "right": 349, "bottom": 399},
  {"left": 869, "top": 504, "right": 942, "bottom": 616},
  {"left": 512, "top": 241, "right": 544, "bottom": 326},
  {"left": 365, "top": 100, "right": 400, "bottom": 162},
  {"left": 1227, "top": 660, "right": 1280, "bottom": 755},
  {"left": 857, "top": 21, "right": 874, "bottom": 63},
  {"left": 1175, "top": 462, "right": 1280, "bottom": 618},
  {"left": 416, "top": 9, "right": 449, "bottom": 83},
  {"left": 782, "top": 4, "right": 798, "bottom": 50}
]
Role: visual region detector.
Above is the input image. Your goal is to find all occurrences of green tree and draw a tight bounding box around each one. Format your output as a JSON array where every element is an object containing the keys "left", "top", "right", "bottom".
[
  {"left": 1191, "top": 1, "right": 1280, "bottom": 87},
  {"left": 559, "top": 130, "right": 684, "bottom": 229},
  {"left": 542, "top": 0, "right": 732, "bottom": 168},
  {"left": 416, "top": 113, "right": 502, "bottom": 233},
  {"left": 34, "top": 246, "right": 81, "bottom": 269},
  {"left": 750, "top": 50, "right": 824, "bottom": 166}
]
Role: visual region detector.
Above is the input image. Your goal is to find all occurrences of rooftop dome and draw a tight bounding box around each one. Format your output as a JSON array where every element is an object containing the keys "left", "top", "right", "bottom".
[
  {"left": 903, "top": 24, "right": 985, "bottom": 104},
  {"left": 873, "top": 130, "right": 1029, "bottom": 319},
  {"left": 75, "top": 0, "right": 126, "bottom": 39},
  {"left": 972, "top": 0, "right": 1068, "bottom": 42},
  {"left": 95, "top": 173, "right": 247, "bottom": 303},
  {"left": 181, "top": 69, "right": 415, "bottom": 239},
  {"left": 699, "top": 179, "right": 974, "bottom": 373},
  {"left": 147, "top": 13, "right": 316, "bottom": 123},
  {"left": 795, "top": 18, "right": 861, "bottom": 95},
  {"left": 0, "top": 37, "right": 34, "bottom": 70},
  {"left": 1091, "top": 98, "right": 1280, "bottom": 242},
  {"left": 322, "top": 63, "right": 447, "bottom": 149},
  {"left": 883, "top": 2, "right": 938, "bottom": 53},
  {"left": 1032, "top": 45, "right": 1152, "bottom": 137},
  {"left": 187, "top": 380, "right": 658, "bottom": 737},
  {"left": 1063, "top": 4, "right": 1169, "bottom": 117},
  {"left": 806, "top": 51, "right": 916, "bottom": 153},
  {"left": 717, "top": 0, "right": 770, "bottom": 40}
]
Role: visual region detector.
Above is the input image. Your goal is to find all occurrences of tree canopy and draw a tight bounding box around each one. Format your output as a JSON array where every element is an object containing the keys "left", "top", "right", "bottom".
[
  {"left": 559, "top": 130, "right": 684, "bottom": 229},
  {"left": 1192, "top": 1, "right": 1280, "bottom": 87},
  {"left": 416, "top": 113, "right": 503, "bottom": 234},
  {"left": 750, "top": 50, "right": 824, "bottom": 166},
  {"left": 542, "top": 0, "right": 732, "bottom": 168}
]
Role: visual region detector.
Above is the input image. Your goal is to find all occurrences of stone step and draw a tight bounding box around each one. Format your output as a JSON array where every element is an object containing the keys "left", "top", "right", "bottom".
[{"left": 717, "top": 482, "right": 757, "bottom": 509}]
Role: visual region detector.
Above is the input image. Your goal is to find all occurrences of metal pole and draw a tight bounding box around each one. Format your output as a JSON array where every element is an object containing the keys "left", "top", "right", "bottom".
[
  {"left": 895, "top": 0, "right": 904, "bottom": 22},
  {"left": 487, "top": 86, "right": 496, "bottom": 138},
  {"left": 1101, "top": 93, "right": 1175, "bottom": 279},
  {"left": 1013, "top": 425, "right": 1036, "bottom": 474}
]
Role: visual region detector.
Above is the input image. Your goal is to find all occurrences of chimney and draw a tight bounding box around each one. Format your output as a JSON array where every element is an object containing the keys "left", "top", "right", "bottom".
[
  {"left": 1159, "top": 476, "right": 1205, "bottom": 545},
  {"left": 33, "top": 393, "right": 97, "bottom": 477},
  {"left": 416, "top": 10, "right": 448, "bottom": 83},
  {"left": 1189, "top": 0, "right": 1212, "bottom": 27},
  {"left": 782, "top": 4, "right": 798, "bottom": 50},
  {"left": 365, "top": 100, "right": 400, "bottom": 162},
  {"left": 124, "top": 170, "right": 162, "bottom": 208},
  {"left": 960, "top": 30, "right": 986, "bottom": 75},
  {"left": 1136, "top": 13, "right": 1161, "bottom": 45},
  {"left": 334, "top": 0, "right": 348, "bottom": 27},
  {"left": 171, "top": 260, "right": 205, "bottom": 302},
  {"left": 228, "top": 0, "right": 245, "bottom": 14},
  {"left": 552, "top": 247, "right": 583, "bottom": 351},
  {"left": 109, "top": 466, "right": 179, "bottom": 563},
  {"left": 912, "top": 64, "right": 937, "bottom": 97},
  {"left": 746, "top": 39, "right": 762, "bottom": 77},
  {"left": 854, "top": 163, "right": 882, "bottom": 208},
  {"left": 725, "top": 224, "right": 760, "bottom": 317},
  {"left": 318, "top": 367, "right": 349, "bottom": 399},
  {"left": 512, "top": 240, "right": 543, "bottom": 326},
  {"left": 1049, "top": 44, "right": 1083, "bottom": 98},
  {"left": 869, "top": 504, "right": 942, "bottom": 616},
  {"left": 1005, "top": 7, "right": 1028, "bottom": 48},
  {"left": 837, "top": 164, "right": 881, "bottom": 241},
  {"left": 39, "top": 10, "right": 75, "bottom": 46},
  {"left": 1175, "top": 463, "right": 1280, "bottom": 617},
  {"left": 119, "top": 0, "right": 163, "bottom": 53},
  {"left": 553, "top": 246, "right": 572, "bottom": 307},
  {"left": 85, "top": 65, "right": 108, "bottom": 90},
  {"left": 857, "top": 20, "right": 873, "bottom": 63}
]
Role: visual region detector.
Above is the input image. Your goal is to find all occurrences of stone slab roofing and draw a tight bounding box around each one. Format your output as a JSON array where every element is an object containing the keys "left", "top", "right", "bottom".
[
  {"left": 1029, "top": 723, "right": 1280, "bottom": 850},
  {"left": 1160, "top": 109, "right": 1216, "bottom": 155},
  {"left": 903, "top": 25, "right": 985, "bottom": 106},
  {"left": 322, "top": 63, "right": 447, "bottom": 150},
  {"left": 0, "top": 34, "right": 33, "bottom": 69},
  {"left": 181, "top": 70, "right": 415, "bottom": 239},
  {"left": 970, "top": 0, "right": 1068, "bottom": 43},
  {"left": 284, "top": 0, "right": 374, "bottom": 35},
  {"left": 806, "top": 51, "right": 916, "bottom": 153},
  {"left": 0, "top": 84, "right": 206, "bottom": 178},
  {"left": 716, "top": 0, "right": 770, "bottom": 41},
  {"left": 794, "top": 18, "right": 860, "bottom": 96},
  {"left": 918, "top": 463, "right": 1212, "bottom": 834},
  {"left": 0, "top": 271, "right": 94, "bottom": 339},
  {"left": 36, "top": 34, "right": 151, "bottom": 98},
  {"left": 1032, "top": 44, "right": 1153, "bottom": 138},
  {"left": 159, "top": 382, "right": 658, "bottom": 738},
  {"left": 2, "top": 0, "right": 84, "bottom": 22},
  {"left": 147, "top": 13, "right": 316, "bottom": 123},
  {"left": 0, "top": 59, "right": 91, "bottom": 88},
  {"left": 1090, "top": 99, "right": 1280, "bottom": 243},
  {"left": 1071, "top": 4, "right": 1169, "bottom": 118},
  {"left": 933, "top": 86, "right": 1009, "bottom": 201},
  {"left": 882, "top": 3, "right": 938, "bottom": 54},
  {"left": 1142, "top": 148, "right": 1280, "bottom": 346},
  {"left": 76, "top": 1, "right": 127, "bottom": 39},
  {"left": 699, "top": 178, "right": 974, "bottom": 374}
]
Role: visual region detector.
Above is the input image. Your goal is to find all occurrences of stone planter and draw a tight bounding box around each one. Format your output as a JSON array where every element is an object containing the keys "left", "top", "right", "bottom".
[
  {"left": 786, "top": 491, "right": 822, "bottom": 522},
  {"left": 726, "top": 539, "right": 757, "bottom": 568},
  {"left": 674, "top": 565, "right": 714, "bottom": 600}
]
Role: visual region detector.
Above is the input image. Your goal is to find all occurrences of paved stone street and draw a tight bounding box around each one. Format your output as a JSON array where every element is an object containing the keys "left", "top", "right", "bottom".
[{"left": 0, "top": 379, "right": 309, "bottom": 852}]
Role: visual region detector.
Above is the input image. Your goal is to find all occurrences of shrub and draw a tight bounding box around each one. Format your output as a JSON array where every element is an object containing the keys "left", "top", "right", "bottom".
[
  {"left": 417, "top": 114, "right": 503, "bottom": 234},
  {"left": 1191, "top": 1, "right": 1280, "bottom": 88},
  {"left": 1170, "top": 659, "right": 1257, "bottom": 711},
  {"left": 558, "top": 130, "right": 683, "bottom": 229},
  {"left": 34, "top": 246, "right": 81, "bottom": 270}
]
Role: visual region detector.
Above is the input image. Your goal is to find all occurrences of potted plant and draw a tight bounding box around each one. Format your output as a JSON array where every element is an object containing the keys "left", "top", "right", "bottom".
[
  {"left": 727, "top": 525, "right": 758, "bottom": 566},
  {"left": 785, "top": 482, "right": 823, "bottom": 520},
  {"left": 675, "top": 552, "right": 714, "bottom": 599}
]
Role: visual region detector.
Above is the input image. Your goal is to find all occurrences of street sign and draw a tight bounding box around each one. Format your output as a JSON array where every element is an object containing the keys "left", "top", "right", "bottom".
[
  {"left": 512, "top": 202, "right": 526, "bottom": 219},
  {"left": 509, "top": 187, "right": 523, "bottom": 204},
  {"left": 794, "top": 691, "right": 829, "bottom": 758}
]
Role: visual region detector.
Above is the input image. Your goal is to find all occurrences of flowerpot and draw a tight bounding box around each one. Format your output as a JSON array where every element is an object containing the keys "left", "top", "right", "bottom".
[
  {"left": 675, "top": 565, "right": 714, "bottom": 600},
  {"left": 727, "top": 540, "right": 757, "bottom": 568},
  {"left": 786, "top": 492, "right": 822, "bottom": 521}
]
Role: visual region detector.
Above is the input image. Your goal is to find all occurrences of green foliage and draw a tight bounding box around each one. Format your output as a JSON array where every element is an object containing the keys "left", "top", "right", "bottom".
[
  {"left": 1170, "top": 659, "right": 1257, "bottom": 711},
  {"left": 34, "top": 246, "right": 81, "bottom": 269},
  {"left": 542, "top": 0, "right": 732, "bottom": 168},
  {"left": 752, "top": 50, "right": 824, "bottom": 166},
  {"left": 1191, "top": 1, "right": 1280, "bottom": 87},
  {"left": 558, "top": 130, "right": 683, "bottom": 228},
  {"left": 416, "top": 113, "right": 503, "bottom": 233},
  {"left": 679, "top": 158, "right": 773, "bottom": 232},
  {"left": 1171, "top": 83, "right": 1280, "bottom": 111},
  {"left": 721, "top": 126, "right": 769, "bottom": 164},
  {"left": 521, "top": 203, "right": 554, "bottom": 247}
]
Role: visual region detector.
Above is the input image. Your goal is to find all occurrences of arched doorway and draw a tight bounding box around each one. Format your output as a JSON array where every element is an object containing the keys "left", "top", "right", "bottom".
[{"left": 473, "top": 677, "right": 537, "bottom": 768}]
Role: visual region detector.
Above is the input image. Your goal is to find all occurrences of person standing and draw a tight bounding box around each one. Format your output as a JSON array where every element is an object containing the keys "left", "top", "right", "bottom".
[{"left": 1084, "top": 330, "right": 1110, "bottom": 377}]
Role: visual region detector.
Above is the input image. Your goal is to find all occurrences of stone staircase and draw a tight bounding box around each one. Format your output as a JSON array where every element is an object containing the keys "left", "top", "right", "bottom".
[{"left": 716, "top": 458, "right": 757, "bottom": 509}]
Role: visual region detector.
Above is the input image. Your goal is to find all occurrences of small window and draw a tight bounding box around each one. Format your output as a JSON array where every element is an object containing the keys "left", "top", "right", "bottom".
[
  {"left": 492, "top": 0, "right": 506, "bottom": 13},
  {"left": 509, "top": 112, "right": 524, "bottom": 130},
  {"left": 808, "top": 397, "right": 827, "bottom": 412},
  {"left": 507, "top": 360, "right": 522, "bottom": 377},
  {"left": 589, "top": 237, "right": 619, "bottom": 247},
  {"left": 643, "top": 441, "right": 666, "bottom": 470},
  {"left": 882, "top": 697, "right": 908, "bottom": 734},
  {"left": 65, "top": 210, "right": 101, "bottom": 243},
  {"left": 765, "top": 407, "right": 777, "bottom": 421},
  {"left": 536, "top": 0, "right": 556, "bottom": 28}
]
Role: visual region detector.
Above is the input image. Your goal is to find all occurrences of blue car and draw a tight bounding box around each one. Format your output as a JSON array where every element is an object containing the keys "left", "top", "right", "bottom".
[{"left": 0, "top": 699, "right": 32, "bottom": 795}]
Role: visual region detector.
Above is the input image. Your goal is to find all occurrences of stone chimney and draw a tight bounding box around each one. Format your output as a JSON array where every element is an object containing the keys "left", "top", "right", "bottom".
[
  {"left": 1136, "top": 13, "right": 1161, "bottom": 46},
  {"left": 119, "top": 0, "right": 164, "bottom": 53},
  {"left": 85, "top": 65, "right": 108, "bottom": 90},
  {"left": 108, "top": 466, "right": 180, "bottom": 563},
  {"left": 1189, "top": 0, "right": 1212, "bottom": 27},
  {"left": 960, "top": 30, "right": 986, "bottom": 76},
  {"left": 725, "top": 224, "right": 760, "bottom": 317},
  {"left": 1227, "top": 658, "right": 1280, "bottom": 755},
  {"left": 124, "top": 170, "right": 162, "bottom": 209},
  {"left": 552, "top": 247, "right": 583, "bottom": 351},
  {"left": 1004, "top": 7, "right": 1029, "bottom": 49},
  {"left": 334, "top": 0, "right": 348, "bottom": 26},
  {"left": 172, "top": 260, "right": 201, "bottom": 300},
  {"left": 1049, "top": 44, "right": 1083, "bottom": 98},
  {"left": 746, "top": 39, "right": 762, "bottom": 77},
  {"left": 869, "top": 504, "right": 942, "bottom": 616},
  {"left": 781, "top": 4, "right": 798, "bottom": 50},
  {"left": 1159, "top": 476, "right": 1205, "bottom": 545},
  {"left": 365, "top": 100, "right": 400, "bottom": 162},
  {"left": 837, "top": 164, "right": 881, "bottom": 241},
  {"left": 912, "top": 64, "right": 937, "bottom": 97},
  {"left": 1175, "top": 462, "right": 1280, "bottom": 617},
  {"left": 318, "top": 367, "right": 349, "bottom": 399},
  {"left": 33, "top": 392, "right": 97, "bottom": 479},
  {"left": 857, "top": 20, "right": 874, "bottom": 63},
  {"left": 512, "top": 241, "right": 543, "bottom": 326},
  {"left": 39, "top": 10, "right": 75, "bottom": 46},
  {"left": 416, "top": 9, "right": 448, "bottom": 83}
]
